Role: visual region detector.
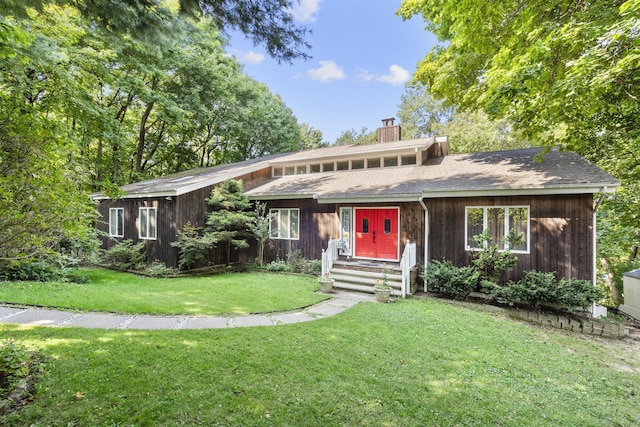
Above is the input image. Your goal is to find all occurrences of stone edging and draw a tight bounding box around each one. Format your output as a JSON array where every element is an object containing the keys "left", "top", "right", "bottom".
[{"left": 438, "top": 298, "right": 629, "bottom": 339}]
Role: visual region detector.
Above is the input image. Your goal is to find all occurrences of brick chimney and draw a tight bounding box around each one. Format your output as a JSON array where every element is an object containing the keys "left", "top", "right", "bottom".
[{"left": 378, "top": 117, "right": 401, "bottom": 143}]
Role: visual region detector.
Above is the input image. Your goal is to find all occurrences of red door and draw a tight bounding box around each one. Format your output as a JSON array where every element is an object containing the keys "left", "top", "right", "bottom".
[{"left": 355, "top": 208, "right": 399, "bottom": 261}]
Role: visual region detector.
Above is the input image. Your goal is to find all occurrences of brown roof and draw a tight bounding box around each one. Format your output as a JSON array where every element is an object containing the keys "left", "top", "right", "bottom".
[{"left": 245, "top": 148, "right": 619, "bottom": 202}]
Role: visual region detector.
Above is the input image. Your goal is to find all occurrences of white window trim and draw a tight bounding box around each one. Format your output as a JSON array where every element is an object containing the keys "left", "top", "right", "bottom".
[
  {"left": 109, "top": 208, "right": 124, "bottom": 237},
  {"left": 465, "top": 206, "right": 530, "bottom": 254},
  {"left": 139, "top": 207, "right": 157, "bottom": 240},
  {"left": 269, "top": 208, "right": 300, "bottom": 240}
]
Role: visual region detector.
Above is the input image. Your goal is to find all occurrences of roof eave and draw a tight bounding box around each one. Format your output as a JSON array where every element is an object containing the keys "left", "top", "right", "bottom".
[{"left": 421, "top": 184, "right": 619, "bottom": 199}]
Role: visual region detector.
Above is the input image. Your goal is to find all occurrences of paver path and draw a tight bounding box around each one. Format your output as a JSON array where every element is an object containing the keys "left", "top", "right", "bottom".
[{"left": 0, "top": 290, "right": 376, "bottom": 330}]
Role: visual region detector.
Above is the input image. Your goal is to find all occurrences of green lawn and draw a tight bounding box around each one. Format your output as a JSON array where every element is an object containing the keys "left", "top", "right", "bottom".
[
  {"left": 1, "top": 299, "right": 639, "bottom": 426},
  {"left": 0, "top": 269, "right": 328, "bottom": 315}
]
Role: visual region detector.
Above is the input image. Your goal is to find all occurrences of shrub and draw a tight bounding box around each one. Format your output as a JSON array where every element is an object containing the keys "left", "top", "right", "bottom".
[
  {"left": 490, "top": 270, "right": 603, "bottom": 310},
  {"left": 102, "top": 239, "right": 146, "bottom": 270},
  {"left": 265, "top": 258, "right": 292, "bottom": 272},
  {"left": 423, "top": 260, "right": 479, "bottom": 300},
  {"left": 469, "top": 230, "right": 522, "bottom": 292},
  {"left": 0, "top": 259, "right": 65, "bottom": 282},
  {"left": 170, "top": 223, "right": 215, "bottom": 270},
  {"left": 0, "top": 340, "right": 47, "bottom": 416},
  {"left": 143, "top": 261, "right": 175, "bottom": 277}
]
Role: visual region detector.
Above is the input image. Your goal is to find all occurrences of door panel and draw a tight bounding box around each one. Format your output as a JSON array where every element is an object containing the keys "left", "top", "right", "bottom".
[{"left": 355, "top": 208, "right": 399, "bottom": 261}]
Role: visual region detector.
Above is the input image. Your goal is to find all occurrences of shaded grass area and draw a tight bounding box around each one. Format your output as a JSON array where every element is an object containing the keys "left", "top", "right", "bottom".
[
  {"left": 0, "top": 269, "right": 327, "bottom": 315},
  {"left": 1, "top": 299, "right": 639, "bottom": 426}
]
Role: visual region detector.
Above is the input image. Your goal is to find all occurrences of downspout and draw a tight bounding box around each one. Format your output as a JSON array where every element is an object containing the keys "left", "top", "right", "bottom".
[
  {"left": 419, "top": 197, "right": 429, "bottom": 292},
  {"left": 592, "top": 186, "right": 609, "bottom": 318}
]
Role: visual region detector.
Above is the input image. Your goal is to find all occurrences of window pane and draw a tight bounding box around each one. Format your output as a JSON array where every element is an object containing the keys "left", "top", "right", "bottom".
[
  {"left": 401, "top": 155, "right": 416, "bottom": 165},
  {"left": 351, "top": 159, "right": 364, "bottom": 169},
  {"left": 362, "top": 218, "right": 369, "bottom": 233},
  {"left": 296, "top": 166, "right": 306, "bottom": 174},
  {"left": 310, "top": 164, "right": 320, "bottom": 173},
  {"left": 383, "top": 156, "right": 398, "bottom": 167},
  {"left": 284, "top": 166, "right": 295, "bottom": 175},
  {"left": 269, "top": 210, "right": 278, "bottom": 238},
  {"left": 367, "top": 158, "right": 380, "bottom": 168},
  {"left": 273, "top": 168, "right": 283, "bottom": 177},
  {"left": 487, "top": 208, "right": 505, "bottom": 250},
  {"left": 148, "top": 209, "right": 156, "bottom": 239},
  {"left": 322, "top": 162, "right": 334, "bottom": 172},
  {"left": 289, "top": 210, "right": 299, "bottom": 239},
  {"left": 140, "top": 209, "right": 148, "bottom": 238},
  {"left": 117, "top": 209, "right": 124, "bottom": 235},
  {"left": 279, "top": 209, "right": 289, "bottom": 239},
  {"left": 384, "top": 218, "right": 391, "bottom": 234},
  {"left": 509, "top": 207, "right": 528, "bottom": 251},
  {"left": 466, "top": 208, "right": 484, "bottom": 248},
  {"left": 337, "top": 161, "right": 348, "bottom": 170}
]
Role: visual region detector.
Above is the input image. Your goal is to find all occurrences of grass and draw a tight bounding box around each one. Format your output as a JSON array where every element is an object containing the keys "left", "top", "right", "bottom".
[
  {"left": 0, "top": 269, "right": 328, "bottom": 315},
  {"left": 1, "top": 299, "right": 639, "bottom": 426}
]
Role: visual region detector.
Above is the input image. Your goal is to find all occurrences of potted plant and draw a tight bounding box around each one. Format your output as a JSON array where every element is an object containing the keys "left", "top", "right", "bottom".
[
  {"left": 373, "top": 266, "right": 392, "bottom": 303},
  {"left": 318, "top": 272, "right": 334, "bottom": 293}
]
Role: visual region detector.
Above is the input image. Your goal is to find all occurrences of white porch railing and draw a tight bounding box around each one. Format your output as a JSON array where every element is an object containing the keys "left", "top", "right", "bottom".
[
  {"left": 400, "top": 240, "right": 417, "bottom": 298},
  {"left": 321, "top": 237, "right": 338, "bottom": 276}
]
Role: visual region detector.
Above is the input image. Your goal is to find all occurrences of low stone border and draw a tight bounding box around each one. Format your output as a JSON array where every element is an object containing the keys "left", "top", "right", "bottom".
[{"left": 435, "top": 298, "right": 629, "bottom": 339}]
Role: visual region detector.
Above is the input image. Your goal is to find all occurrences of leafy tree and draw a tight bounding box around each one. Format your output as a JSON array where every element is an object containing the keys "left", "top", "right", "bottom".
[
  {"left": 397, "top": 82, "right": 452, "bottom": 139},
  {"left": 2, "top": 0, "right": 311, "bottom": 63},
  {"left": 334, "top": 127, "right": 377, "bottom": 146},
  {"left": 299, "top": 123, "right": 328, "bottom": 149},
  {"left": 170, "top": 223, "right": 215, "bottom": 270},
  {"left": 249, "top": 202, "right": 271, "bottom": 267},
  {"left": 205, "top": 179, "right": 254, "bottom": 266}
]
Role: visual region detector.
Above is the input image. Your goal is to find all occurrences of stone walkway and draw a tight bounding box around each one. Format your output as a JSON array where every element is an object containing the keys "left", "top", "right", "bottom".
[{"left": 0, "top": 290, "right": 376, "bottom": 330}]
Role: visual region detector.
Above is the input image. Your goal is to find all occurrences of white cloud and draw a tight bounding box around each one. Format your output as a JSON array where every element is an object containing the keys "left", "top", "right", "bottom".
[
  {"left": 237, "top": 50, "right": 265, "bottom": 65},
  {"left": 307, "top": 60, "right": 345, "bottom": 81},
  {"left": 357, "top": 70, "right": 375, "bottom": 83},
  {"left": 376, "top": 64, "right": 411, "bottom": 86},
  {"left": 289, "top": 0, "right": 323, "bottom": 23}
]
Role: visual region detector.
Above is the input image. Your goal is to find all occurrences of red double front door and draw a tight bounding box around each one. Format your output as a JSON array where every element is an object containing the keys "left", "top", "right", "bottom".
[{"left": 354, "top": 208, "right": 399, "bottom": 261}]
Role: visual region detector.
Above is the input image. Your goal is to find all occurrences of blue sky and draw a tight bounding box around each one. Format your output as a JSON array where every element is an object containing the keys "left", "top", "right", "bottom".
[{"left": 228, "top": 0, "right": 437, "bottom": 143}]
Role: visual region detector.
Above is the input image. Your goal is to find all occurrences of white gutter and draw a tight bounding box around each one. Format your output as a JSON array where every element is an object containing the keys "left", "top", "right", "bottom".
[{"left": 419, "top": 197, "right": 429, "bottom": 292}]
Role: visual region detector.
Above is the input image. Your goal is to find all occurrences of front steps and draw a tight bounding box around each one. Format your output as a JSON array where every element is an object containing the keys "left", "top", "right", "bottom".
[{"left": 330, "top": 260, "right": 403, "bottom": 296}]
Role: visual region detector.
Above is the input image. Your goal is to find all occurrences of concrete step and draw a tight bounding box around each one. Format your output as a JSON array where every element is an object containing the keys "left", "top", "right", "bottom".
[
  {"left": 331, "top": 267, "right": 401, "bottom": 282},
  {"left": 333, "top": 280, "right": 402, "bottom": 296}
]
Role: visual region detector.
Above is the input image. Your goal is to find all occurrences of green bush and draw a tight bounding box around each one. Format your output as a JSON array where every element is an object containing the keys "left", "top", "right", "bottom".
[
  {"left": 170, "top": 223, "right": 215, "bottom": 271},
  {"left": 0, "top": 340, "right": 47, "bottom": 416},
  {"left": 490, "top": 270, "right": 603, "bottom": 310},
  {"left": 265, "top": 258, "right": 292, "bottom": 272},
  {"left": 0, "top": 259, "right": 65, "bottom": 282},
  {"left": 102, "top": 239, "right": 147, "bottom": 270},
  {"left": 423, "top": 260, "right": 479, "bottom": 300},
  {"left": 143, "top": 261, "right": 176, "bottom": 277}
]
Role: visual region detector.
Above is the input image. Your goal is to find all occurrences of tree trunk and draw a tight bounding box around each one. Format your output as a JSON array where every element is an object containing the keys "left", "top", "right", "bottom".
[
  {"left": 136, "top": 101, "right": 154, "bottom": 173},
  {"left": 600, "top": 257, "right": 623, "bottom": 308}
]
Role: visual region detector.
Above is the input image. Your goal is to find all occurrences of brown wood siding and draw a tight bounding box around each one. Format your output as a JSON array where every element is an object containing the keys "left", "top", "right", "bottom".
[
  {"left": 424, "top": 194, "right": 594, "bottom": 281},
  {"left": 96, "top": 166, "right": 273, "bottom": 268},
  {"left": 96, "top": 197, "right": 179, "bottom": 266}
]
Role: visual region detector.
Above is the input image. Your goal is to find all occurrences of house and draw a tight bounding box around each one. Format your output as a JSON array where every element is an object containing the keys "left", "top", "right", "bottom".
[{"left": 91, "top": 120, "right": 619, "bottom": 297}]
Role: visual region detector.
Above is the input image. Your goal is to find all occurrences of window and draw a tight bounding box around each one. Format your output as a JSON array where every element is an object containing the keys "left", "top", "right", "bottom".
[
  {"left": 384, "top": 218, "right": 391, "bottom": 234},
  {"left": 401, "top": 155, "right": 417, "bottom": 165},
  {"left": 296, "top": 165, "right": 307, "bottom": 174},
  {"left": 310, "top": 164, "right": 320, "bottom": 173},
  {"left": 273, "top": 167, "right": 283, "bottom": 177},
  {"left": 322, "top": 162, "right": 334, "bottom": 172},
  {"left": 139, "top": 207, "right": 157, "bottom": 240},
  {"left": 336, "top": 160, "right": 349, "bottom": 171},
  {"left": 284, "top": 166, "right": 295, "bottom": 175},
  {"left": 465, "top": 206, "right": 529, "bottom": 252},
  {"left": 384, "top": 156, "right": 398, "bottom": 167},
  {"left": 109, "top": 208, "right": 124, "bottom": 237},
  {"left": 269, "top": 208, "right": 299, "bottom": 240},
  {"left": 351, "top": 159, "right": 365, "bottom": 169},
  {"left": 367, "top": 158, "right": 381, "bottom": 168}
]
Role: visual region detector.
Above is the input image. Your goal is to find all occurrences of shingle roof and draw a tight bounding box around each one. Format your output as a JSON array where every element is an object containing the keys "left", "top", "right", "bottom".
[{"left": 244, "top": 148, "right": 619, "bottom": 202}]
